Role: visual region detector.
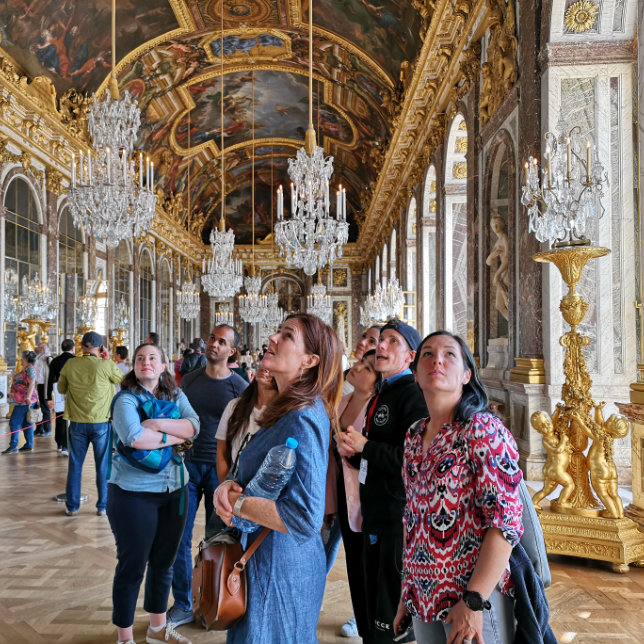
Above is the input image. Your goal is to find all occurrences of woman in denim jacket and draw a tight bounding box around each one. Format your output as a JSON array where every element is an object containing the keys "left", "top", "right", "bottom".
[{"left": 107, "top": 343, "right": 199, "bottom": 644}]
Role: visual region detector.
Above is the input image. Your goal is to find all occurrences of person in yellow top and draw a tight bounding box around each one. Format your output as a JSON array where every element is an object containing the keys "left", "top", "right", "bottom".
[{"left": 58, "top": 331, "right": 124, "bottom": 517}]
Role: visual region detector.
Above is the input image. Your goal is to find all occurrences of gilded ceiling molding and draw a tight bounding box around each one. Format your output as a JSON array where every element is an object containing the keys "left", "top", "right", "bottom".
[
  {"left": 357, "top": 0, "right": 488, "bottom": 263},
  {"left": 95, "top": 0, "right": 197, "bottom": 98},
  {"left": 478, "top": 0, "right": 518, "bottom": 126},
  {"left": 202, "top": 28, "right": 293, "bottom": 65},
  {"left": 169, "top": 63, "right": 358, "bottom": 158},
  {"left": 46, "top": 168, "right": 65, "bottom": 196}
]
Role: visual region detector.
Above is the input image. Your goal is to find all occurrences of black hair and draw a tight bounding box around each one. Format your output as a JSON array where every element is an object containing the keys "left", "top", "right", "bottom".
[
  {"left": 215, "top": 323, "right": 240, "bottom": 349},
  {"left": 21, "top": 350, "right": 37, "bottom": 364},
  {"left": 147, "top": 331, "right": 159, "bottom": 345},
  {"left": 120, "top": 343, "right": 178, "bottom": 400},
  {"left": 414, "top": 330, "right": 491, "bottom": 423},
  {"left": 115, "top": 346, "right": 128, "bottom": 360},
  {"left": 363, "top": 349, "right": 376, "bottom": 359},
  {"left": 61, "top": 339, "right": 74, "bottom": 352}
]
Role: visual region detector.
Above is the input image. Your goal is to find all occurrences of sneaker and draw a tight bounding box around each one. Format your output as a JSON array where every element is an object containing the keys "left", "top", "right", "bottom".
[
  {"left": 2, "top": 447, "right": 18, "bottom": 454},
  {"left": 340, "top": 616, "right": 359, "bottom": 638},
  {"left": 60, "top": 448, "right": 69, "bottom": 456},
  {"left": 38, "top": 432, "right": 52, "bottom": 437},
  {"left": 18, "top": 445, "right": 33, "bottom": 452},
  {"left": 65, "top": 509, "right": 78, "bottom": 516},
  {"left": 146, "top": 623, "right": 192, "bottom": 644},
  {"left": 97, "top": 509, "right": 106, "bottom": 517},
  {"left": 166, "top": 605, "right": 194, "bottom": 627}
]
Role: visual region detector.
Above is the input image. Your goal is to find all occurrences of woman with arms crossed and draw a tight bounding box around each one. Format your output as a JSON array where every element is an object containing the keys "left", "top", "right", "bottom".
[
  {"left": 394, "top": 331, "right": 523, "bottom": 644},
  {"left": 214, "top": 313, "right": 343, "bottom": 643},
  {"left": 108, "top": 343, "right": 199, "bottom": 644}
]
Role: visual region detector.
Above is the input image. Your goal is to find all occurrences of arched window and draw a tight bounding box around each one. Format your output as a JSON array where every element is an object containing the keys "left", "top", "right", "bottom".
[
  {"left": 3, "top": 177, "right": 41, "bottom": 367},
  {"left": 58, "top": 205, "right": 84, "bottom": 341},
  {"left": 421, "top": 166, "right": 438, "bottom": 336},
  {"left": 159, "top": 259, "right": 172, "bottom": 354},
  {"left": 139, "top": 250, "right": 154, "bottom": 343},
  {"left": 389, "top": 228, "right": 397, "bottom": 279},
  {"left": 112, "top": 240, "right": 131, "bottom": 338},
  {"left": 404, "top": 198, "right": 417, "bottom": 328},
  {"left": 381, "top": 244, "right": 388, "bottom": 282},
  {"left": 444, "top": 114, "right": 469, "bottom": 341}
]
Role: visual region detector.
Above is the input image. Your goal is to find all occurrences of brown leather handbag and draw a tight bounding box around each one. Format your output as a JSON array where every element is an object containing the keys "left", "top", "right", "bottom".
[{"left": 192, "top": 527, "right": 270, "bottom": 631}]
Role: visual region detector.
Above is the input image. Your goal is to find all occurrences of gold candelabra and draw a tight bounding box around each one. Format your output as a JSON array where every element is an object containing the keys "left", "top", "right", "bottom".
[
  {"left": 530, "top": 246, "right": 644, "bottom": 571},
  {"left": 74, "top": 326, "right": 91, "bottom": 355},
  {"left": 109, "top": 327, "right": 126, "bottom": 361}
]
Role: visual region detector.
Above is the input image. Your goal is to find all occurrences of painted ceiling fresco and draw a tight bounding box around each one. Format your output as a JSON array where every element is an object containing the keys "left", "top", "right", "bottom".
[{"left": 1, "top": 0, "right": 425, "bottom": 245}]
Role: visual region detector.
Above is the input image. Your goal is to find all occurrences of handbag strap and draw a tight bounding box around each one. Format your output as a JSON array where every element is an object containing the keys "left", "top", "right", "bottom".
[{"left": 235, "top": 527, "right": 271, "bottom": 571}]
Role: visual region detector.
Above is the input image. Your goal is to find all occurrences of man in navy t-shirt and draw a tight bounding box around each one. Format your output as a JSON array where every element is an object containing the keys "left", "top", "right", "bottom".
[{"left": 168, "top": 324, "right": 248, "bottom": 627}]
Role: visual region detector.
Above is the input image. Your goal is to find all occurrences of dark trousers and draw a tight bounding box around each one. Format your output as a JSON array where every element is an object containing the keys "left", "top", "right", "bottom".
[
  {"left": 107, "top": 483, "right": 187, "bottom": 628},
  {"left": 363, "top": 531, "right": 411, "bottom": 644},
  {"left": 54, "top": 414, "right": 68, "bottom": 450},
  {"left": 35, "top": 384, "right": 51, "bottom": 434},
  {"left": 336, "top": 469, "right": 369, "bottom": 639}
]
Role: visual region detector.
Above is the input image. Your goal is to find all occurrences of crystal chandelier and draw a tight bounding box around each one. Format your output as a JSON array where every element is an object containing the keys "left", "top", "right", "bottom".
[
  {"left": 360, "top": 277, "right": 403, "bottom": 326},
  {"left": 521, "top": 115, "right": 607, "bottom": 246},
  {"left": 22, "top": 273, "right": 58, "bottom": 320},
  {"left": 274, "top": 0, "right": 348, "bottom": 275},
  {"left": 214, "top": 301, "right": 234, "bottom": 326},
  {"left": 114, "top": 296, "right": 129, "bottom": 329},
  {"left": 77, "top": 293, "right": 97, "bottom": 327},
  {"left": 68, "top": 0, "right": 156, "bottom": 246},
  {"left": 201, "top": 18, "right": 243, "bottom": 299},
  {"left": 306, "top": 278, "right": 332, "bottom": 324},
  {"left": 3, "top": 269, "right": 19, "bottom": 323},
  {"left": 238, "top": 273, "right": 268, "bottom": 324},
  {"left": 177, "top": 275, "right": 201, "bottom": 320}
]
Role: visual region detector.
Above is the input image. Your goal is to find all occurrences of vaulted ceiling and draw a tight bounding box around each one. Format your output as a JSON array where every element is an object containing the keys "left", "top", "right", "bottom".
[{"left": 0, "top": 0, "right": 423, "bottom": 248}]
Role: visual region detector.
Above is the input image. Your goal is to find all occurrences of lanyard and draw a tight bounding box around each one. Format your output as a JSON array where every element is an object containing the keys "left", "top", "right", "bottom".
[{"left": 364, "top": 393, "right": 380, "bottom": 438}]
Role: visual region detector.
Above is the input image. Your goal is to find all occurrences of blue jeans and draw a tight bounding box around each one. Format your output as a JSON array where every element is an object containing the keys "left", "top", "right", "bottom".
[
  {"left": 322, "top": 514, "right": 342, "bottom": 576},
  {"left": 171, "top": 461, "right": 219, "bottom": 611},
  {"left": 66, "top": 421, "right": 110, "bottom": 513},
  {"left": 411, "top": 587, "right": 515, "bottom": 644},
  {"left": 8, "top": 404, "right": 35, "bottom": 449}
]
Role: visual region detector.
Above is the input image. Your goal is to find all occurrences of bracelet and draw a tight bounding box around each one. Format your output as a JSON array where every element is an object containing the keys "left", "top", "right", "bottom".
[
  {"left": 233, "top": 495, "right": 245, "bottom": 518},
  {"left": 161, "top": 432, "right": 167, "bottom": 445}
]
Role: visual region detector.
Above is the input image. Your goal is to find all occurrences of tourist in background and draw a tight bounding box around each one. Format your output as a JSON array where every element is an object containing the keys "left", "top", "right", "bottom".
[
  {"left": 34, "top": 341, "right": 52, "bottom": 436},
  {"left": 47, "top": 338, "right": 75, "bottom": 454},
  {"left": 394, "top": 331, "right": 523, "bottom": 644},
  {"left": 215, "top": 313, "right": 343, "bottom": 643},
  {"left": 58, "top": 331, "right": 124, "bottom": 517},
  {"left": 2, "top": 350, "right": 39, "bottom": 454},
  {"left": 114, "top": 346, "right": 130, "bottom": 377},
  {"left": 179, "top": 338, "right": 206, "bottom": 377},
  {"left": 108, "top": 342, "right": 199, "bottom": 644}
]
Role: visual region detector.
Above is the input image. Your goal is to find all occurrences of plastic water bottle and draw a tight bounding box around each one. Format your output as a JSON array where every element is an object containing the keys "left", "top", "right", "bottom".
[{"left": 232, "top": 437, "right": 298, "bottom": 533}]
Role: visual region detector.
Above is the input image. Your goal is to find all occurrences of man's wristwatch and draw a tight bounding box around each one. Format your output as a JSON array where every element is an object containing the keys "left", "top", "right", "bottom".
[
  {"left": 462, "top": 590, "right": 491, "bottom": 611},
  {"left": 233, "top": 496, "right": 245, "bottom": 518}
]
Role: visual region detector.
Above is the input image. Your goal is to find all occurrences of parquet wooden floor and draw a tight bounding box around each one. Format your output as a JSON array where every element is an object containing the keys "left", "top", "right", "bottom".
[{"left": 2, "top": 427, "right": 644, "bottom": 643}]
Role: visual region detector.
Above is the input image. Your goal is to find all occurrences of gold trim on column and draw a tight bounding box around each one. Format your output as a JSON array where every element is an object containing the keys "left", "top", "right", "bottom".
[{"left": 509, "top": 357, "right": 546, "bottom": 384}]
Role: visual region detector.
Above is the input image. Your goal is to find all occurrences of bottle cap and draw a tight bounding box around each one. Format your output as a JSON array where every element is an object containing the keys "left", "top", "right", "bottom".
[{"left": 285, "top": 437, "right": 298, "bottom": 450}]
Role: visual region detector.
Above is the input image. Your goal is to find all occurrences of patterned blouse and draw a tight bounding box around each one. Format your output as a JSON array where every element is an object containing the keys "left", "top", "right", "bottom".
[
  {"left": 10, "top": 365, "right": 38, "bottom": 406},
  {"left": 401, "top": 412, "right": 523, "bottom": 622}
]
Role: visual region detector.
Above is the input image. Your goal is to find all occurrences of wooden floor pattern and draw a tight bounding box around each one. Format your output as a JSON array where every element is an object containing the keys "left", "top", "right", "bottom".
[{"left": 2, "top": 428, "right": 644, "bottom": 643}]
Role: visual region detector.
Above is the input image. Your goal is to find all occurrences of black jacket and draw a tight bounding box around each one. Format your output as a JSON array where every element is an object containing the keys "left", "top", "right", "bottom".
[
  {"left": 510, "top": 543, "right": 557, "bottom": 644},
  {"left": 180, "top": 352, "right": 207, "bottom": 376},
  {"left": 46, "top": 351, "right": 75, "bottom": 400},
  {"left": 355, "top": 373, "right": 428, "bottom": 534}
]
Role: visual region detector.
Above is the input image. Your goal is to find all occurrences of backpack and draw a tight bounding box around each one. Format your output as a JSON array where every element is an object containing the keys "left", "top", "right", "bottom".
[{"left": 110, "top": 390, "right": 182, "bottom": 473}]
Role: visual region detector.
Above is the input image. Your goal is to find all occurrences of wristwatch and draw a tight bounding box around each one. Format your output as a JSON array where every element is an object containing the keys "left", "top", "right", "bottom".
[
  {"left": 233, "top": 496, "right": 245, "bottom": 518},
  {"left": 462, "top": 590, "right": 491, "bottom": 611}
]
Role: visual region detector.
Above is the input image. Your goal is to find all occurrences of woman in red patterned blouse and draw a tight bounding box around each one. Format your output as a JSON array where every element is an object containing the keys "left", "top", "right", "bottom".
[{"left": 394, "top": 331, "right": 523, "bottom": 644}]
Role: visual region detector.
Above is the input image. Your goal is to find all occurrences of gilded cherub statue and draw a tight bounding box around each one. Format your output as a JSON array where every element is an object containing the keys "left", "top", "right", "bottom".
[
  {"left": 17, "top": 325, "right": 37, "bottom": 354},
  {"left": 531, "top": 406, "right": 574, "bottom": 511},
  {"left": 571, "top": 405, "right": 629, "bottom": 519}
]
